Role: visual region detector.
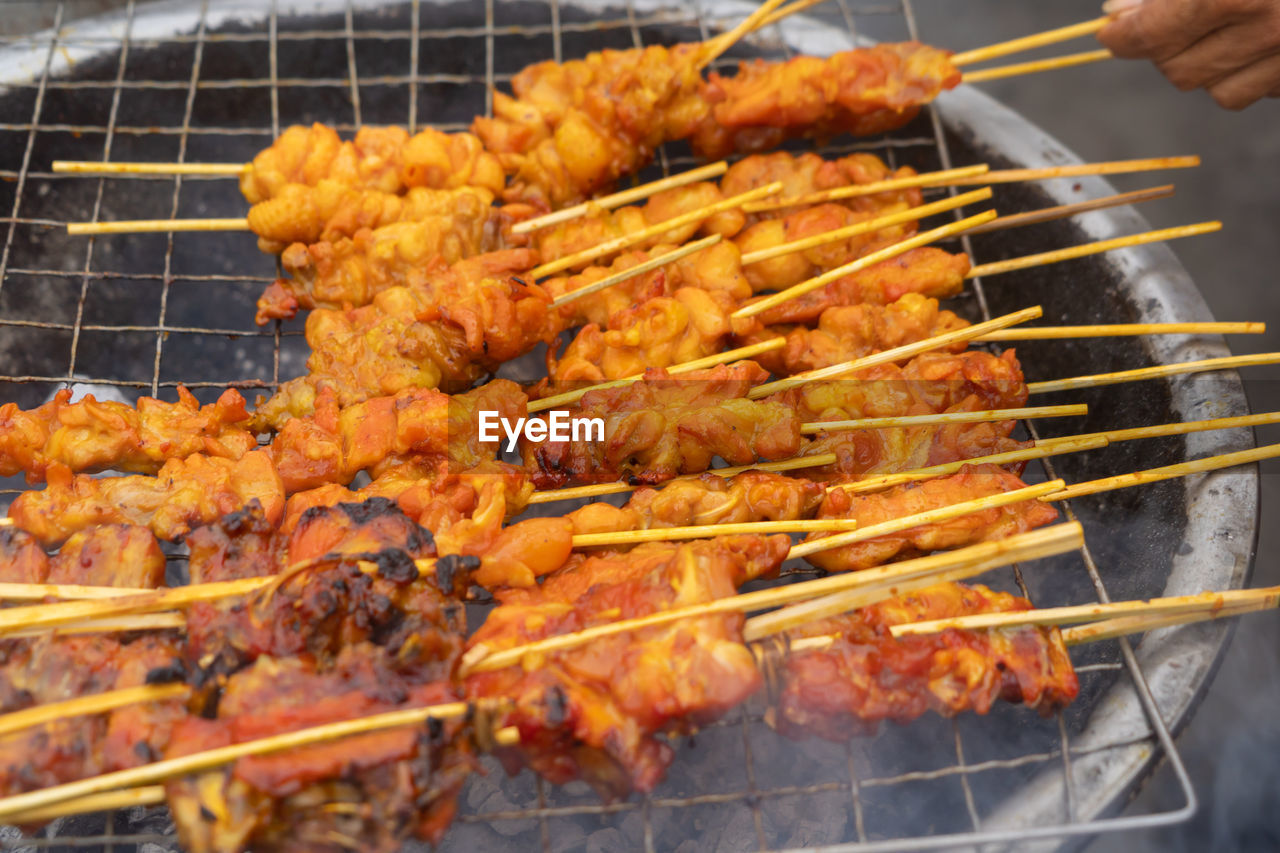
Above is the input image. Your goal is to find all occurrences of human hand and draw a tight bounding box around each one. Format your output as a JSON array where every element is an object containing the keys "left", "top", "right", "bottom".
[{"left": 1098, "top": 0, "right": 1280, "bottom": 109}]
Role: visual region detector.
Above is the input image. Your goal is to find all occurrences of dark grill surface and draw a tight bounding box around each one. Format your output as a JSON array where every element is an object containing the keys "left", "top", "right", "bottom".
[{"left": 0, "top": 1, "right": 1255, "bottom": 850}]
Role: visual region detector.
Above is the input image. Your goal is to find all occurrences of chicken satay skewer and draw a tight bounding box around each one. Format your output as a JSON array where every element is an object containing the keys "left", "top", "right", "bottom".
[
  {"left": 744, "top": 158, "right": 1195, "bottom": 214},
  {"left": 0, "top": 514, "right": 870, "bottom": 633},
  {"left": 0, "top": 699, "right": 518, "bottom": 824},
  {"left": 463, "top": 481, "right": 1067, "bottom": 674},
  {"left": 750, "top": 442, "right": 1280, "bottom": 637}
]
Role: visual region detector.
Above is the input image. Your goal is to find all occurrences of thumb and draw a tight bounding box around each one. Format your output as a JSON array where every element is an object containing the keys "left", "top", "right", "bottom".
[{"left": 1097, "top": 0, "right": 1212, "bottom": 61}]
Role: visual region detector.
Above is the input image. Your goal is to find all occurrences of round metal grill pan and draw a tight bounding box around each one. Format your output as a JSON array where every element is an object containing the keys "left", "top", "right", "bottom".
[{"left": 0, "top": 1, "right": 1258, "bottom": 850}]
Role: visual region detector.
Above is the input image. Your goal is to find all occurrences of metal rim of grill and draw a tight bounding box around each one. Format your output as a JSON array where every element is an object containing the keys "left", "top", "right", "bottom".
[{"left": 0, "top": 0, "right": 1259, "bottom": 850}]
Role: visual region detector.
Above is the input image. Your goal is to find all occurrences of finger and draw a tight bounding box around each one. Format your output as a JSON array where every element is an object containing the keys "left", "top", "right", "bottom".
[
  {"left": 1206, "top": 52, "right": 1280, "bottom": 109},
  {"left": 1098, "top": 0, "right": 1244, "bottom": 62},
  {"left": 1155, "top": 21, "right": 1280, "bottom": 92}
]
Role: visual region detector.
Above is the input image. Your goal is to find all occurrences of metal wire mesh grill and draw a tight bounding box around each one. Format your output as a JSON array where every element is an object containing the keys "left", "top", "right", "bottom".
[{"left": 0, "top": 0, "right": 1234, "bottom": 849}]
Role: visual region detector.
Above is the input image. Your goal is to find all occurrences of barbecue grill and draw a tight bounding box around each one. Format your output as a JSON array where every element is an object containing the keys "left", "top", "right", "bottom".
[{"left": 0, "top": 0, "right": 1259, "bottom": 850}]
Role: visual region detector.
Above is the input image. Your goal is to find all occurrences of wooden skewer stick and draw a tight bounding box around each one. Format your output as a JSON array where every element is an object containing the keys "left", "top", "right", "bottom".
[
  {"left": 1029, "top": 352, "right": 1280, "bottom": 395},
  {"left": 459, "top": 513, "right": 1075, "bottom": 676},
  {"left": 8, "top": 613, "right": 187, "bottom": 638},
  {"left": 965, "top": 185, "right": 1175, "bottom": 237},
  {"left": 0, "top": 684, "right": 189, "bottom": 738},
  {"left": 68, "top": 217, "right": 249, "bottom": 236},
  {"left": 0, "top": 580, "right": 154, "bottom": 601},
  {"left": 752, "top": 0, "right": 831, "bottom": 30},
  {"left": 962, "top": 48, "right": 1113, "bottom": 83},
  {"left": 701, "top": 0, "right": 792, "bottom": 65},
  {"left": 786, "top": 479, "right": 1064, "bottom": 560},
  {"left": 530, "top": 181, "right": 783, "bottom": 279},
  {"left": 946, "top": 156, "right": 1200, "bottom": 187},
  {"left": 891, "top": 585, "right": 1280, "bottom": 638},
  {"left": 982, "top": 320, "right": 1264, "bottom": 340},
  {"left": 1062, "top": 600, "right": 1267, "bottom": 646},
  {"left": 742, "top": 522, "right": 1084, "bottom": 640},
  {"left": 1072, "top": 410, "right": 1280, "bottom": 444},
  {"left": 833, "top": 434, "right": 1109, "bottom": 495},
  {"left": 799, "top": 403, "right": 1088, "bottom": 435},
  {"left": 745, "top": 159, "right": 1196, "bottom": 214},
  {"left": 526, "top": 452, "right": 838, "bottom": 504},
  {"left": 572, "top": 518, "right": 859, "bottom": 548},
  {"left": 15, "top": 786, "right": 167, "bottom": 824},
  {"left": 527, "top": 337, "right": 786, "bottom": 413},
  {"left": 0, "top": 699, "right": 513, "bottom": 823},
  {"left": 741, "top": 164, "right": 990, "bottom": 213},
  {"left": 830, "top": 410, "right": 1280, "bottom": 497},
  {"left": 52, "top": 160, "right": 247, "bottom": 176},
  {"left": 511, "top": 161, "right": 730, "bottom": 235},
  {"left": 968, "top": 221, "right": 1221, "bottom": 279},
  {"left": 951, "top": 16, "right": 1110, "bottom": 67},
  {"left": 551, "top": 235, "right": 721, "bottom": 308},
  {"left": 739, "top": 187, "right": 994, "bottom": 266},
  {"left": 734, "top": 208, "right": 998, "bottom": 319},
  {"left": 748, "top": 304, "right": 1042, "bottom": 398},
  {"left": 1043, "top": 442, "right": 1280, "bottom": 503}
]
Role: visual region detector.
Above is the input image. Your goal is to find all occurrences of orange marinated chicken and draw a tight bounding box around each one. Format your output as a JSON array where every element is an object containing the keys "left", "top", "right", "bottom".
[
  {"left": 752, "top": 246, "right": 972, "bottom": 325},
  {"left": 720, "top": 150, "right": 923, "bottom": 224},
  {"left": 742, "top": 292, "right": 970, "bottom": 375},
  {"left": 774, "top": 581, "right": 1078, "bottom": 740},
  {"left": 567, "top": 470, "right": 824, "bottom": 537},
  {"left": 465, "top": 534, "right": 790, "bottom": 798},
  {"left": 8, "top": 451, "right": 285, "bottom": 546},
  {"left": 523, "top": 363, "right": 800, "bottom": 489},
  {"left": 239, "top": 123, "right": 503, "bottom": 204},
  {"left": 0, "top": 523, "right": 165, "bottom": 588},
  {"left": 0, "top": 387, "right": 254, "bottom": 484},
  {"left": 803, "top": 464, "right": 1060, "bottom": 574},
  {"left": 691, "top": 43, "right": 961, "bottom": 159},
  {"left": 255, "top": 250, "right": 558, "bottom": 426}
]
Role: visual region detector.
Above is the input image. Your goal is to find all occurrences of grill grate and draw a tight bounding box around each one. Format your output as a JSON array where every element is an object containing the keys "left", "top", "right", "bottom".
[{"left": 0, "top": 1, "right": 1224, "bottom": 850}]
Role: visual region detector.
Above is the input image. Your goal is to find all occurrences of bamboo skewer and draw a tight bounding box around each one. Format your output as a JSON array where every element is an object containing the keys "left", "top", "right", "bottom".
[
  {"left": 964, "top": 185, "right": 1175, "bottom": 237},
  {"left": 511, "top": 161, "right": 730, "bottom": 235},
  {"left": 0, "top": 684, "right": 190, "bottom": 738},
  {"left": 743, "top": 159, "right": 1196, "bottom": 214},
  {"left": 748, "top": 305, "right": 1043, "bottom": 398},
  {"left": 52, "top": 161, "right": 248, "bottom": 176},
  {"left": 1028, "top": 352, "right": 1280, "bottom": 395},
  {"left": 833, "top": 434, "right": 1110, "bottom": 495},
  {"left": 459, "top": 508, "right": 1071, "bottom": 676},
  {"left": 1062, "top": 600, "right": 1268, "bottom": 645},
  {"left": 891, "top": 585, "right": 1280, "bottom": 638},
  {"left": 968, "top": 221, "right": 1221, "bottom": 279},
  {"left": 741, "top": 165, "right": 990, "bottom": 213},
  {"left": 981, "top": 321, "right": 1264, "bottom": 340},
  {"left": 962, "top": 48, "right": 1113, "bottom": 84},
  {"left": 742, "top": 522, "right": 1085, "bottom": 640},
  {"left": 733, "top": 209, "right": 999, "bottom": 319},
  {"left": 550, "top": 235, "right": 721, "bottom": 307},
  {"left": 1043, "top": 442, "right": 1280, "bottom": 503},
  {"left": 0, "top": 700, "right": 515, "bottom": 823},
  {"left": 950, "top": 16, "right": 1111, "bottom": 67},
  {"left": 701, "top": 0, "right": 792, "bottom": 64},
  {"left": 525, "top": 452, "right": 839, "bottom": 504},
  {"left": 739, "top": 187, "right": 992, "bottom": 266},
  {"left": 799, "top": 404, "right": 1088, "bottom": 435},
  {"left": 785, "top": 479, "right": 1064, "bottom": 560},
  {"left": 15, "top": 786, "right": 168, "bottom": 824},
  {"left": 67, "top": 218, "right": 250, "bottom": 236},
  {"left": 529, "top": 182, "right": 783, "bottom": 279}
]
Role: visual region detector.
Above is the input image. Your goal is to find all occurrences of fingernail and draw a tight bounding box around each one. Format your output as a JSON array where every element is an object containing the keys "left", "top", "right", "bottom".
[{"left": 1102, "top": 0, "right": 1143, "bottom": 15}]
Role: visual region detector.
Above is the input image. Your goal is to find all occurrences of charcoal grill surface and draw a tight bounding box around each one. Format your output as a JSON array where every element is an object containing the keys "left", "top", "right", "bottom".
[{"left": 0, "top": 1, "right": 1259, "bottom": 850}]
